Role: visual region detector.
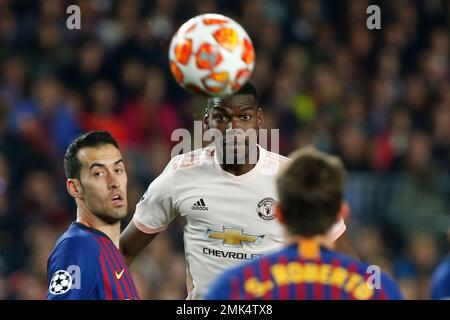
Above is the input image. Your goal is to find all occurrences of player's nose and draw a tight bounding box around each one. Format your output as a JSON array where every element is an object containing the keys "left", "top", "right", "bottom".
[
  {"left": 108, "top": 172, "right": 120, "bottom": 189},
  {"left": 228, "top": 118, "right": 243, "bottom": 130}
]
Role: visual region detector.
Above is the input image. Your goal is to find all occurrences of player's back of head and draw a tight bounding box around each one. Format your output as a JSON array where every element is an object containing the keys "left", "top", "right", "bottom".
[{"left": 276, "top": 147, "right": 345, "bottom": 237}]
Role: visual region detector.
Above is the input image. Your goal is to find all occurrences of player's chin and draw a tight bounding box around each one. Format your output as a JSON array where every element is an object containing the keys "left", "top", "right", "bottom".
[
  {"left": 223, "top": 145, "right": 247, "bottom": 161},
  {"left": 108, "top": 206, "right": 128, "bottom": 221}
]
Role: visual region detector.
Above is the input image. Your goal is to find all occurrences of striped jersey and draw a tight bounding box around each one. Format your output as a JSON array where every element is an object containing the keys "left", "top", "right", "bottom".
[
  {"left": 205, "top": 240, "right": 403, "bottom": 300},
  {"left": 47, "top": 222, "right": 139, "bottom": 300},
  {"left": 430, "top": 255, "right": 450, "bottom": 300}
]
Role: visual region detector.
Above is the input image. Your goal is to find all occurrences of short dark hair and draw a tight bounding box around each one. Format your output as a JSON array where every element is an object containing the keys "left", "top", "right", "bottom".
[
  {"left": 64, "top": 131, "right": 119, "bottom": 179},
  {"left": 205, "top": 81, "right": 259, "bottom": 113},
  {"left": 276, "top": 148, "right": 345, "bottom": 237}
]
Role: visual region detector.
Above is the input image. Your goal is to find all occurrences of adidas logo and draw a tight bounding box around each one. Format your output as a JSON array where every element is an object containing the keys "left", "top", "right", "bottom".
[{"left": 191, "top": 198, "right": 208, "bottom": 211}]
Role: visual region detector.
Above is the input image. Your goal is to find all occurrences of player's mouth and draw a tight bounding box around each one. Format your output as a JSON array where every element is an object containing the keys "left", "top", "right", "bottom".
[
  {"left": 224, "top": 137, "right": 246, "bottom": 147},
  {"left": 111, "top": 194, "right": 125, "bottom": 207}
]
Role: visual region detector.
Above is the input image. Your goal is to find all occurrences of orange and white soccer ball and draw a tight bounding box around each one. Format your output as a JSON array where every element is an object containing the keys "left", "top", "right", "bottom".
[{"left": 169, "top": 13, "right": 255, "bottom": 97}]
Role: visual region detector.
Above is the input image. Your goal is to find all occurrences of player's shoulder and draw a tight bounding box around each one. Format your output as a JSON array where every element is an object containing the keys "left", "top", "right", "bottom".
[
  {"left": 377, "top": 271, "right": 403, "bottom": 299},
  {"left": 321, "top": 249, "right": 402, "bottom": 299},
  {"left": 321, "top": 247, "right": 385, "bottom": 277},
  {"left": 263, "top": 147, "right": 290, "bottom": 162},
  {"left": 51, "top": 223, "right": 100, "bottom": 258},
  {"left": 225, "top": 247, "right": 288, "bottom": 278},
  {"left": 430, "top": 255, "right": 450, "bottom": 299},
  {"left": 432, "top": 255, "right": 450, "bottom": 281},
  {"left": 260, "top": 146, "right": 290, "bottom": 170},
  {"left": 171, "top": 146, "right": 216, "bottom": 171}
]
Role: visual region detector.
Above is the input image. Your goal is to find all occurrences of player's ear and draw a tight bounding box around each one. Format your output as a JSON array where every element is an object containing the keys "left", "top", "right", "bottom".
[
  {"left": 338, "top": 202, "right": 350, "bottom": 221},
  {"left": 275, "top": 204, "right": 285, "bottom": 224},
  {"left": 256, "top": 108, "right": 264, "bottom": 129},
  {"left": 67, "top": 179, "right": 84, "bottom": 199},
  {"left": 203, "top": 112, "right": 210, "bottom": 130}
]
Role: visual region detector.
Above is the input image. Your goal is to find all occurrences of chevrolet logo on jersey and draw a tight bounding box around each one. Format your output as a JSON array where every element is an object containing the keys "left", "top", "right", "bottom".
[{"left": 205, "top": 227, "right": 264, "bottom": 248}]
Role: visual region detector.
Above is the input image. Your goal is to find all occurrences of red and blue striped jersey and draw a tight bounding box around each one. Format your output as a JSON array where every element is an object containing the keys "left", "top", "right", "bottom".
[
  {"left": 205, "top": 240, "right": 403, "bottom": 300},
  {"left": 430, "top": 255, "right": 450, "bottom": 300},
  {"left": 47, "top": 222, "right": 139, "bottom": 300}
]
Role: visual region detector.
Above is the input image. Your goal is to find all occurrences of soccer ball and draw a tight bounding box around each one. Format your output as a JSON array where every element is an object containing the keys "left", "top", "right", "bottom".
[{"left": 169, "top": 13, "right": 255, "bottom": 97}]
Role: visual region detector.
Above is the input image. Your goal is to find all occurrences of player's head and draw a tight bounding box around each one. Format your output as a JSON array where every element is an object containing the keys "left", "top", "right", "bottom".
[
  {"left": 64, "top": 131, "right": 128, "bottom": 224},
  {"left": 203, "top": 82, "right": 263, "bottom": 162},
  {"left": 276, "top": 147, "right": 347, "bottom": 238}
]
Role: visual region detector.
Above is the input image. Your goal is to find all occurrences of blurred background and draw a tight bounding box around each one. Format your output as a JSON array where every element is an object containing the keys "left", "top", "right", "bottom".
[{"left": 0, "top": 0, "right": 449, "bottom": 300}]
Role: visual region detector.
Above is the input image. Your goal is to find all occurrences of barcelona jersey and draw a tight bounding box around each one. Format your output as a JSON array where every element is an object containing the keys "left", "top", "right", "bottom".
[
  {"left": 205, "top": 240, "right": 403, "bottom": 300},
  {"left": 430, "top": 255, "right": 450, "bottom": 300},
  {"left": 47, "top": 222, "right": 139, "bottom": 300}
]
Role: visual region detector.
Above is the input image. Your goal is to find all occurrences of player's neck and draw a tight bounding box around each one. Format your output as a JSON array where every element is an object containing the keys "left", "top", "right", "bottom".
[
  {"left": 285, "top": 234, "right": 332, "bottom": 249},
  {"left": 219, "top": 146, "right": 260, "bottom": 176},
  {"left": 76, "top": 208, "right": 121, "bottom": 248},
  {"left": 221, "top": 162, "right": 256, "bottom": 176}
]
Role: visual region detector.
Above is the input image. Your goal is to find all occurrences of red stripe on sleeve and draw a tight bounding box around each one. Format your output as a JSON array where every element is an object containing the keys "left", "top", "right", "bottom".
[
  {"left": 102, "top": 239, "right": 133, "bottom": 300},
  {"left": 378, "top": 289, "right": 387, "bottom": 300},
  {"left": 243, "top": 266, "right": 255, "bottom": 299},
  {"left": 277, "top": 256, "right": 289, "bottom": 300},
  {"left": 295, "top": 258, "right": 306, "bottom": 300},
  {"left": 99, "top": 238, "right": 126, "bottom": 300},
  {"left": 123, "top": 268, "right": 140, "bottom": 300},
  {"left": 347, "top": 263, "right": 359, "bottom": 300},
  {"left": 92, "top": 236, "right": 122, "bottom": 300},
  {"left": 91, "top": 236, "right": 118, "bottom": 299},
  {"left": 230, "top": 276, "right": 240, "bottom": 300},
  {"left": 331, "top": 258, "right": 342, "bottom": 300},
  {"left": 112, "top": 246, "right": 139, "bottom": 299},
  {"left": 99, "top": 252, "right": 113, "bottom": 300},
  {"left": 313, "top": 259, "right": 324, "bottom": 300},
  {"left": 260, "top": 258, "right": 272, "bottom": 300}
]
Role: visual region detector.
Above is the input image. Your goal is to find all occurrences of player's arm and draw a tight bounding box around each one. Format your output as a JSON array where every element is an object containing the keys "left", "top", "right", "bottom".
[
  {"left": 47, "top": 239, "right": 98, "bottom": 300},
  {"left": 380, "top": 273, "right": 404, "bottom": 300},
  {"left": 120, "top": 157, "right": 178, "bottom": 266},
  {"left": 120, "top": 222, "right": 158, "bottom": 266},
  {"left": 430, "top": 258, "right": 450, "bottom": 300}
]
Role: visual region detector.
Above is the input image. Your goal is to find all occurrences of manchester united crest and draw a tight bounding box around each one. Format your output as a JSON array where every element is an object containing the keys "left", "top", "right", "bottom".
[{"left": 257, "top": 197, "right": 276, "bottom": 221}]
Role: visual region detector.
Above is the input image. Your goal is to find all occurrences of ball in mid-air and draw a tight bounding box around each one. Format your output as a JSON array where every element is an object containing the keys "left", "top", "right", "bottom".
[{"left": 169, "top": 13, "right": 255, "bottom": 97}]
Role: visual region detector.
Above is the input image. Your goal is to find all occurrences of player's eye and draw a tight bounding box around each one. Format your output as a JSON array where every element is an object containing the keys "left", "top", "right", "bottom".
[
  {"left": 115, "top": 168, "right": 124, "bottom": 174},
  {"left": 215, "top": 114, "right": 228, "bottom": 122},
  {"left": 94, "top": 171, "right": 104, "bottom": 177},
  {"left": 241, "top": 114, "right": 251, "bottom": 121}
]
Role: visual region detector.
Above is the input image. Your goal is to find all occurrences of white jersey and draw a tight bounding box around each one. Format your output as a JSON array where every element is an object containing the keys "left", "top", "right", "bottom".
[{"left": 133, "top": 145, "right": 346, "bottom": 299}]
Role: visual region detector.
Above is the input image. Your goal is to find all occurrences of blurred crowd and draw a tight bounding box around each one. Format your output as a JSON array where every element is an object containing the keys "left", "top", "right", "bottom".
[{"left": 0, "top": 0, "right": 449, "bottom": 299}]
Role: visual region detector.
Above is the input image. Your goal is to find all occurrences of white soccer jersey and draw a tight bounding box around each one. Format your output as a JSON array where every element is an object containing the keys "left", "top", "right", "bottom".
[{"left": 133, "top": 145, "right": 346, "bottom": 299}]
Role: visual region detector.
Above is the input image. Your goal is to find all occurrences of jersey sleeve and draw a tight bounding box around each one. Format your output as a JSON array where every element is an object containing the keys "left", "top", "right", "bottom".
[
  {"left": 46, "top": 237, "right": 99, "bottom": 300},
  {"left": 132, "top": 157, "right": 179, "bottom": 234},
  {"left": 380, "top": 273, "right": 403, "bottom": 300},
  {"left": 204, "top": 271, "right": 235, "bottom": 300},
  {"left": 430, "top": 258, "right": 450, "bottom": 300}
]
